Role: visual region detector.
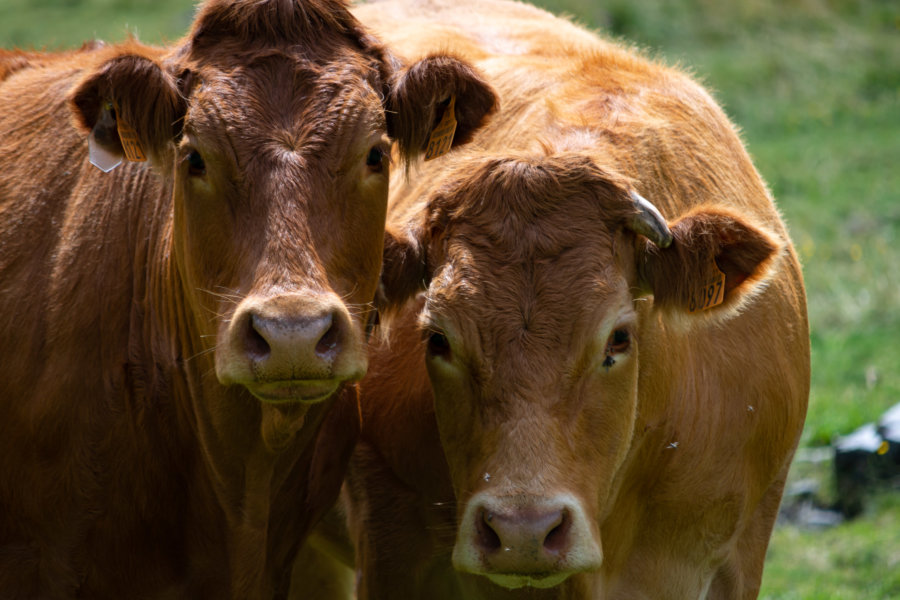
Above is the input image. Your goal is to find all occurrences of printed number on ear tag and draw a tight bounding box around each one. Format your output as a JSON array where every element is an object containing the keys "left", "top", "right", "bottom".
[
  {"left": 688, "top": 265, "right": 726, "bottom": 313},
  {"left": 424, "top": 95, "right": 457, "bottom": 161}
]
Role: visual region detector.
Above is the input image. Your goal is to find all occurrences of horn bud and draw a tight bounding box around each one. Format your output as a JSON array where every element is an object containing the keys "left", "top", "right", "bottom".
[{"left": 628, "top": 191, "right": 673, "bottom": 248}]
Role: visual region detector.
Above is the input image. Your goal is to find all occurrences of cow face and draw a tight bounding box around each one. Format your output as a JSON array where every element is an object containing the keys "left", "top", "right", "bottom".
[
  {"left": 381, "top": 153, "right": 782, "bottom": 589},
  {"left": 69, "top": 1, "right": 496, "bottom": 407}
]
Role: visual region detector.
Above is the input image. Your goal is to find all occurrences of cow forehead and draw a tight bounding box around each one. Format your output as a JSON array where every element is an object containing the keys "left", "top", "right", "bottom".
[
  {"left": 425, "top": 236, "right": 629, "bottom": 375},
  {"left": 429, "top": 234, "right": 623, "bottom": 314},
  {"left": 185, "top": 53, "right": 384, "bottom": 160},
  {"left": 425, "top": 153, "right": 635, "bottom": 252},
  {"left": 428, "top": 156, "right": 632, "bottom": 300}
]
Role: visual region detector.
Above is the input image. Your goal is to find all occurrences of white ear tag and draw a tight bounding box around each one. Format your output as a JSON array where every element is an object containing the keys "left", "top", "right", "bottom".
[{"left": 89, "top": 130, "right": 122, "bottom": 173}]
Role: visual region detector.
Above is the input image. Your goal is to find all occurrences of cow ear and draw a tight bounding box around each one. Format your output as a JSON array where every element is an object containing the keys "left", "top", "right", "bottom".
[
  {"left": 69, "top": 45, "right": 186, "bottom": 170},
  {"left": 638, "top": 207, "right": 784, "bottom": 321},
  {"left": 385, "top": 54, "right": 497, "bottom": 162},
  {"left": 376, "top": 224, "right": 429, "bottom": 321}
]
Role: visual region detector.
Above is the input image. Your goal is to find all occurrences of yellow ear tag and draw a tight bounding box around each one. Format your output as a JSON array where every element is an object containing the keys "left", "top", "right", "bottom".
[
  {"left": 877, "top": 440, "right": 890, "bottom": 455},
  {"left": 114, "top": 102, "right": 147, "bottom": 162},
  {"left": 424, "top": 95, "right": 457, "bottom": 161},
  {"left": 688, "top": 263, "right": 726, "bottom": 313}
]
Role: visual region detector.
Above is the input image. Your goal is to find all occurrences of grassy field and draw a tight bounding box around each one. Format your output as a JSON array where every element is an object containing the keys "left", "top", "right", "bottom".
[
  {"left": 0, "top": 0, "right": 195, "bottom": 49},
  {"left": 765, "top": 494, "right": 900, "bottom": 599},
  {"left": 2, "top": 0, "right": 898, "bottom": 597}
]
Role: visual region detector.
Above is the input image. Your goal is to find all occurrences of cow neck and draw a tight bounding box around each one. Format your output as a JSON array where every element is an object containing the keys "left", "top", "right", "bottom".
[
  {"left": 215, "top": 399, "right": 336, "bottom": 598},
  {"left": 137, "top": 178, "right": 336, "bottom": 597}
]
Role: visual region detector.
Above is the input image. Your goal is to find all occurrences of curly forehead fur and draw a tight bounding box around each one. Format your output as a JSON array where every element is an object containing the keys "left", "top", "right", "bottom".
[
  {"left": 180, "top": 0, "right": 394, "bottom": 93},
  {"left": 189, "top": 0, "right": 377, "bottom": 50},
  {"left": 187, "top": 53, "right": 383, "bottom": 167},
  {"left": 425, "top": 152, "right": 639, "bottom": 262},
  {"left": 420, "top": 153, "right": 639, "bottom": 364}
]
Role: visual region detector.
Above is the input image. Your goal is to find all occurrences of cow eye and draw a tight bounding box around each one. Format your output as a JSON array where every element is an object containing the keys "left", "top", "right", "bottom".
[
  {"left": 365, "top": 147, "right": 385, "bottom": 172},
  {"left": 606, "top": 328, "right": 631, "bottom": 355},
  {"left": 426, "top": 330, "right": 452, "bottom": 360},
  {"left": 186, "top": 151, "right": 206, "bottom": 177}
]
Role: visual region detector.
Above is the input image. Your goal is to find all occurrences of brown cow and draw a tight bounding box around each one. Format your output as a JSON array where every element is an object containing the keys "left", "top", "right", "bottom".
[
  {"left": 340, "top": 0, "right": 810, "bottom": 598},
  {"left": 0, "top": 0, "right": 495, "bottom": 597}
]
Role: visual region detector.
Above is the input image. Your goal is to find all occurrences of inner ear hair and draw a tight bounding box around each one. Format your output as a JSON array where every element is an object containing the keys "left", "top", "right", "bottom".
[
  {"left": 69, "top": 46, "right": 187, "bottom": 159},
  {"left": 385, "top": 53, "right": 497, "bottom": 161},
  {"left": 639, "top": 206, "right": 784, "bottom": 318}
]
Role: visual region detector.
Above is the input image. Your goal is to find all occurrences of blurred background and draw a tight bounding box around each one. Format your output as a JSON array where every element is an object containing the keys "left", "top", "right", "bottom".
[{"left": 1, "top": 0, "right": 897, "bottom": 597}]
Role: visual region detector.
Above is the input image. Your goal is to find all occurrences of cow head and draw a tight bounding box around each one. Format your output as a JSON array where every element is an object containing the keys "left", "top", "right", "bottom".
[
  {"left": 381, "top": 153, "right": 782, "bottom": 589},
  {"left": 68, "top": 0, "right": 496, "bottom": 409}
]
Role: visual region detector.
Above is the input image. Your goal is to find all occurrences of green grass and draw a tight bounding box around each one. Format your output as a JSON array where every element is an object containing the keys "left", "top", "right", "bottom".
[
  {"left": 3, "top": 0, "right": 899, "bottom": 597},
  {"left": 0, "top": 0, "right": 194, "bottom": 49},
  {"left": 761, "top": 493, "right": 900, "bottom": 600},
  {"left": 761, "top": 116, "right": 900, "bottom": 446}
]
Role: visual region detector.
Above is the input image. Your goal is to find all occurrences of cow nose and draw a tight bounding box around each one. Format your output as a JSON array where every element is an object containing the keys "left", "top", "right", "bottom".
[
  {"left": 216, "top": 292, "right": 368, "bottom": 402},
  {"left": 237, "top": 295, "right": 349, "bottom": 379},
  {"left": 246, "top": 311, "right": 340, "bottom": 365},
  {"left": 453, "top": 493, "right": 602, "bottom": 587},
  {"left": 475, "top": 503, "right": 570, "bottom": 568}
]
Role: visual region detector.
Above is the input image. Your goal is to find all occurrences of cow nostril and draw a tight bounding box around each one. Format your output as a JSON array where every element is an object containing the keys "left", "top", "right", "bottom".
[
  {"left": 246, "top": 315, "right": 272, "bottom": 360},
  {"left": 314, "top": 318, "right": 340, "bottom": 358},
  {"left": 542, "top": 510, "right": 571, "bottom": 554},
  {"left": 476, "top": 510, "right": 503, "bottom": 553}
]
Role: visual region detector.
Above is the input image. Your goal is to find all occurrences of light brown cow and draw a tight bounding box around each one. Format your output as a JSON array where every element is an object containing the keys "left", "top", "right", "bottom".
[
  {"left": 341, "top": 0, "right": 810, "bottom": 598},
  {"left": 0, "top": 0, "right": 495, "bottom": 597}
]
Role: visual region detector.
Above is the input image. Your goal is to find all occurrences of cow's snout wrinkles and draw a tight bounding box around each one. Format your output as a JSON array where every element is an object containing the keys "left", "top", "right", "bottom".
[
  {"left": 217, "top": 292, "right": 367, "bottom": 402},
  {"left": 454, "top": 492, "right": 602, "bottom": 589}
]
